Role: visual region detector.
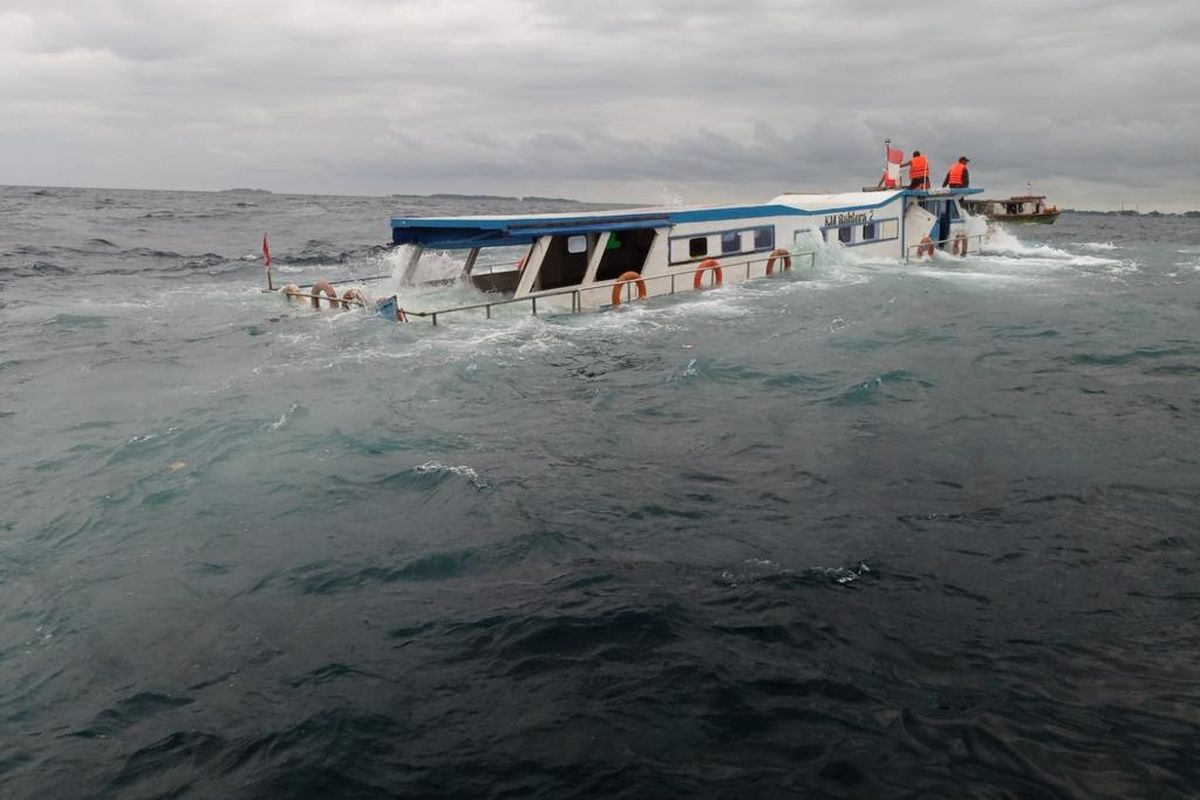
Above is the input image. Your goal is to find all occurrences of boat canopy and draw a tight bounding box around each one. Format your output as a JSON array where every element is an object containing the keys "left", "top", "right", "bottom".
[{"left": 389, "top": 187, "right": 984, "bottom": 249}]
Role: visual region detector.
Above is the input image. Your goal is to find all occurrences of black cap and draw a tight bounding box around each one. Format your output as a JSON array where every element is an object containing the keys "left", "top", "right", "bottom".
[{"left": 960, "top": 156, "right": 970, "bottom": 162}]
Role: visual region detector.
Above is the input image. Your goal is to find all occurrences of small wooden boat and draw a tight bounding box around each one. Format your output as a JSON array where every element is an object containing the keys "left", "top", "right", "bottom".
[{"left": 962, "top": 195, "right": 1060, "bottom": 224}]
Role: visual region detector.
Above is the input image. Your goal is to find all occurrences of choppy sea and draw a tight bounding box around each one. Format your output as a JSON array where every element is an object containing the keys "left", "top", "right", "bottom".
[{"left": 2, "top": 185, "right": 1199, "bottom": 799}]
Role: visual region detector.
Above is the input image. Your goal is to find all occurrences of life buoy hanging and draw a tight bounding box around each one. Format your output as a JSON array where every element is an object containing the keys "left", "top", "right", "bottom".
[
  {"left": 953, "top": 233, "right": 968, "bottom": 257},
  {"left": 765, "top": 248, "right": 792, "bottom": 276},
  {"left": 340, "top": 288, "right": 365, "bottom": 308},
  {"left": 611, "top": 271, "right": 647, "bottom": 306},
  {"left": 311, "top": 279, "right": 339, "bottom": 308},
  {"left": 694, "top": 258, "right": 723, "bottom": 290},
  {"left": 916, "top": 237, "right": 936, "bottom": 258}
]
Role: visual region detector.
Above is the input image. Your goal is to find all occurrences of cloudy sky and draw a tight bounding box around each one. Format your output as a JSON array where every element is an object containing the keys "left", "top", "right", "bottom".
[{"left": 2, "top": 0, "right": 1198, "bottom": 210}]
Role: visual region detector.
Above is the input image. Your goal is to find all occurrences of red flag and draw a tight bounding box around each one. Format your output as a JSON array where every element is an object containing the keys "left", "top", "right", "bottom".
[
  {"left": 887, "top": 146, "right": 903, "bottom": 165},
  {"left": 262, "top": 235, "right": 271, "bottom": 271}
]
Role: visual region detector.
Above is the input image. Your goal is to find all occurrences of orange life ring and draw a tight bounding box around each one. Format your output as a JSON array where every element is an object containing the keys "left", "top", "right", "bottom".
[
  {"left": 610, "top": 271, "right": 647, "bottom": 306},
  {"left": 340, "top": 288, "right": 365, "bottom": 308},
  {"left": 694, "top": 258, "right": 723, "bottom": 290},
  {"left": 765, "top": 248, "right": 792, "bottom": 276},
  {"left": 281, "top": 283, "right": 303, "bottom": 302},
  {"left": 310, "top": 279, "right": 338, "bottom": 308},
  {"left": 953, "top": 233, "right": 968, "bottom": 257},
  {"left": 916, "top": 236, "right": 935, "bottom": 258}
]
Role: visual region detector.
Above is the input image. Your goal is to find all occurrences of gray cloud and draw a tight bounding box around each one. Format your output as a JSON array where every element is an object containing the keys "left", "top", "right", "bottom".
[{"left": 1, "top": 0, "right": 1197, "bottom": 210}]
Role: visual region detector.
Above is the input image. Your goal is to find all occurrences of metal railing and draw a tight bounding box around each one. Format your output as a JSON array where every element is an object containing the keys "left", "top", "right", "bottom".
[
  {"left": 904, "top": 232, "right": 987, "bottom": 262},
  {"left": 403, "top": 250, "right": 818, "bottom": 326}
]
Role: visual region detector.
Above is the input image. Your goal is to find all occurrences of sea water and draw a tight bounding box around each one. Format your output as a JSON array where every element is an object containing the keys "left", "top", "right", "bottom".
[{"left": 1, "top": 186, "right": 1199, "bottom": 798}]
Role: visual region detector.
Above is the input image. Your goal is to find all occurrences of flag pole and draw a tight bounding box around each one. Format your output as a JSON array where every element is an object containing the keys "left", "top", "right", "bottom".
[{"left": 263, "top": 234, "right": 273, "bottom": 291}]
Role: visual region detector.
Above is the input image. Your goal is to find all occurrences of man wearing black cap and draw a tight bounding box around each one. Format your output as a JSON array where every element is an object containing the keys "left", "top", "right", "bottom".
[{"left": 943, "top": 156, "right": 970, "bottom": 188}]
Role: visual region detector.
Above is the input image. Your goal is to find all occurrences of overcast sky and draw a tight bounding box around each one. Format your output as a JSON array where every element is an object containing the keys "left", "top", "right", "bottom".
[{"left": 2, "top": 0, "right": 1198, "bottom": 210}]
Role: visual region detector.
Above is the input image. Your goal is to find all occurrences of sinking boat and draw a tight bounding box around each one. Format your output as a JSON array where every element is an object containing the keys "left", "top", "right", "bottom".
[
  {"left": 374, "top": 186, "right": 986, "bottom": 323},
  {"left": 962, "top": 195, "right": 1060, "bottom": 224}
]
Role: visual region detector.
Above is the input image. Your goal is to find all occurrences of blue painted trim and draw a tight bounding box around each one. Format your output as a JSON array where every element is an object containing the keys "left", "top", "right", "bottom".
[
  {"left": 667, "top": 222, "right": 775, "bottom": 264},
  {"left": 821, "top": 216, "right": 901, "bottom": 247}
]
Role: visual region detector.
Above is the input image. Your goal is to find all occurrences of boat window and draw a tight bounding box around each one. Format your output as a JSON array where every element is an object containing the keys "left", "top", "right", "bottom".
[
  {"left": 838, "top": 227, "right": 852, "bottom": 244},
  {"left": 720, "top": 231, "right": 741, "bottom": 254},
  {"left": 754, "top": 227, "right": 774, "bottom": 249},
  {"left": 535, "top": 234, "right": 590, "bottom": 291},
  {"left": 596, "top": 228, "right": 658, "bottom": 282},
  {"left": 567, "top": 235, "right": 587, "bottom": 254},
  {"left": 862, "top": 222, "right": 876, "bottom": 241},
  {"left": 689, "top": 237, "right": 708, "bottom": 258}
]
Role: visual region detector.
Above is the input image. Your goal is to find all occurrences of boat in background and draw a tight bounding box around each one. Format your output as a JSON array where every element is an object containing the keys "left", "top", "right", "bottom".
[{"left": 963, "top": 194, "right": 1061, "bottom": 224}]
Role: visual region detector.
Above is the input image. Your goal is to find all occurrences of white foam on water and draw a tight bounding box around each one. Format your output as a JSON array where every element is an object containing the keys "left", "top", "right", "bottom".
[
  {"left": 414, "top": 461, "right": 488, "bottom": 489},
  {"left": 981, "top": 227, "right": 1075, "bottom": 260}
]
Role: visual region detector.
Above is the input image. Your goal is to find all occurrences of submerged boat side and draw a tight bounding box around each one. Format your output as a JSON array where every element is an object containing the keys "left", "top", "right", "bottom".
[{"left": 385, "top": 186, "right": 986, "bottom": 321}]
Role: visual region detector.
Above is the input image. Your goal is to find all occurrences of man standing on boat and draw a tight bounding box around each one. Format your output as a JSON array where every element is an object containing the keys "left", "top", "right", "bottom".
[
  {"left": 901, "top": 151, "right": 930, "bottom": 189},
  {"left": 943, "top": 156, "right": 970, "bottom": 188}
]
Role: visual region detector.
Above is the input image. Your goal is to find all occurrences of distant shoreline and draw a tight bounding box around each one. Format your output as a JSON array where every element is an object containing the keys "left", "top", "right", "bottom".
[{"left": 2, "top": 183, "right": 1196, "bottom": 216}]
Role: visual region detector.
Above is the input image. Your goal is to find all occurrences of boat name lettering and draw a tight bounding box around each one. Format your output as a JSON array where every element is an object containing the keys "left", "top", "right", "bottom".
[{"left": 824, "top": 211, "right": 873, "bottom": 226}]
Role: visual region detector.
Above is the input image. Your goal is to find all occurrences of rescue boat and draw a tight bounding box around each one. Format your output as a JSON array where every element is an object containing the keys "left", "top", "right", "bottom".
[{"left": 962, "top": 194, "right": 1060, "bottom": 224}]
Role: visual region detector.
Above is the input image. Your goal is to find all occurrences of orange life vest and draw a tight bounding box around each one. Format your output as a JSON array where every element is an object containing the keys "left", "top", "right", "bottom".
[
  {"left": 947, "top": 161, "right": 967, "bottom": 186},
  {"left": 909, "top": 154, "right": 929, "bottom": 180}
]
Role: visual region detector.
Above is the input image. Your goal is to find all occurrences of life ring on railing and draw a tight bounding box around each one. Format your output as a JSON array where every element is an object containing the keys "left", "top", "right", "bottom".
[
  {"left": 694, "top": 258, "right": 723, "bottom": 290},
  {"left": 952, "top": 233, "right": 968, "bottom": 257},
  {"left": 610, "top": 271, "right": 647, "bottom": 306},
  {"left": 310, "top": 279, "right": 339, "bottom": 309},
  {"left": 765, "top": 248, "right": 792, "bottom": 276},
  {"left": 916, "top": 236, "right": 936, "bottom": 258},
  {"left": 340, "top": 288, "right": 365, "bottom": 308},
  {"left": 281, "top": 283, "right": 303, "bottom": 302}
]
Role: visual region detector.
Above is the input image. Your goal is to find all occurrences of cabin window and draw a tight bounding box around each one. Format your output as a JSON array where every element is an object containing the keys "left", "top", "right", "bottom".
[
  {"left": 535, "top": 234, "right": 590, "bottom": 291},
  {"left": 567, "top": 235, "right": 587, "bottom": 254},
  {"left": 689, "top": 237, "right": 708, "bottom": 258},
  {"left": 838, "top": 226, "right": 852, "bottom": 244},
  {"left": 862, "top": 223, "right": 876, "bottom": 241},
  {"left": 754, "top": 227, "right": 774, "bottom": 249},
  {"left": 720, "top": 231, "right": 741, "bottom": 254},
  {"left": 596, "top": 228, "right": 658, "bottom": 282}
]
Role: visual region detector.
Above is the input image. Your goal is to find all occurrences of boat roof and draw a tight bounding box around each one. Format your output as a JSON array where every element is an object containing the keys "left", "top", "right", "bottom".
[
  {"left": 967, "top": 195, "right": 1046, "bottom": 202},
  {"left": 390, "top": 187, "right": 983, "bottom": 249}
]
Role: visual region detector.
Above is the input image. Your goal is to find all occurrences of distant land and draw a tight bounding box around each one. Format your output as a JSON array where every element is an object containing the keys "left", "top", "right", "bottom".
[
  {"left": 1064, "top": 208, "right": 1200, "bottom": 218},
  {"left": 5, "top": 184, "right": 1196, "bottom": 216},
  {"left": 423, "top": 192, "right": 586, "bottom": 203}
]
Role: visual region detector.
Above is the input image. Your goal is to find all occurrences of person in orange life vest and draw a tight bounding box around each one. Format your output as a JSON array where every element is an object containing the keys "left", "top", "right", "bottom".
[
  {"left": 943, "top": 156, "right": 970, "bottom": 188},
  {"left": 900, "top": 150, "right": 930, "bottom": 189}
]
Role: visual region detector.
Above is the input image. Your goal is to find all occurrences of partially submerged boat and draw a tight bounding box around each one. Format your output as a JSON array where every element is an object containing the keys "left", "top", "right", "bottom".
[
  {"left": 376, "top": 186, "right": 986, "bottom": 324},
  {"left": 962, "top": 194, "right": 1060, "bottom": 224}
]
